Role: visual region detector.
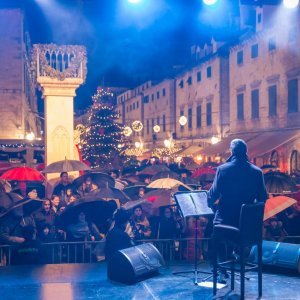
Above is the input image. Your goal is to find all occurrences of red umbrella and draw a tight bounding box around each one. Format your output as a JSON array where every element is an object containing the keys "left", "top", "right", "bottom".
[
  {"left": 0, "top": 166, "right": 45, "bottom": 182},
  {"left": 264, "top": 196, "right": 297, "bottom": 221},
  {"left": 191, "top": 167, "right": 216, "bottom": 179}
]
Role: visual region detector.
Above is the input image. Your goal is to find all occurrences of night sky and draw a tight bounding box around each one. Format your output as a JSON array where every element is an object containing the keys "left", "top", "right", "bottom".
[{"left": 1, "top": 0, "right": 241, "bottom": 110}]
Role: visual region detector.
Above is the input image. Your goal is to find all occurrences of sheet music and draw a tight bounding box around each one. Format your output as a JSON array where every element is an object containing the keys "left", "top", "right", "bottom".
[{"left": 174, "top": 191, "right": 214, "bottom": 218}]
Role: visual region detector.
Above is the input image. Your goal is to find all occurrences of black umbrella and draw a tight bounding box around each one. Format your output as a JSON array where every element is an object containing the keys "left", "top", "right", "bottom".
[
  {"left": 0, "top": 191, "right": 23, "bottom": 218},
  {"left": 72, "top": 172, "right": 115, "bottom": 190},
  {"left": 152, "top": 171, "right": 180, "bottom": 181},
  {"left": 264, "top": 171, "right": 298, "bottom": 194},
  {"left": 58, "top": 197, "right": 116, "bottom": 229},
  {"left": 138, "top": 165, "right": 170, "bottom": 175},
  {"left": 95, "top": 187, "right": 131, "bottom": 205},
  {"left": 123, "top": 185, "right": 155, "bottom": 200}
]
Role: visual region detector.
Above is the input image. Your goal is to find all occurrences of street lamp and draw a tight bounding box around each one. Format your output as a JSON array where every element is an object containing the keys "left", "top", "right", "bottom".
[
  {"left": 164, "top": 139, "right": 171, "bottom": 148},
  {"left": 179, "top": 116, "right": 187, "bottom": 126},
  {"left": 211, "top": 136, "right": 220, "bottom": 145},
  {"left": 25, "top": 132, "right": 35, "bottom": 141}
]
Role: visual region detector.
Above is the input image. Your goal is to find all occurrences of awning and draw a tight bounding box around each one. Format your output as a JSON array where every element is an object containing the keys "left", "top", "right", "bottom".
[
  {"left": 200, "top": 132, "right": 259, "bottom": 156},
  {"left": 247, "top": 129, "right": 300, "bottom": 158},
  {"left": 176, "top": 145, "right": 202, "bottom": 156}
]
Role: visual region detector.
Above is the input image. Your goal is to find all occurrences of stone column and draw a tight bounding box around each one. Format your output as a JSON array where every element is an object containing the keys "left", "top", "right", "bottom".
[{"left": 31, "top": 44, "right": 87, "bottom": 179}]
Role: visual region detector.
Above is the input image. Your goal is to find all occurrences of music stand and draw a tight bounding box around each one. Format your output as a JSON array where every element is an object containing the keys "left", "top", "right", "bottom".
[{"left": 173, "top": 190, "right": 214, "bottom": 285}]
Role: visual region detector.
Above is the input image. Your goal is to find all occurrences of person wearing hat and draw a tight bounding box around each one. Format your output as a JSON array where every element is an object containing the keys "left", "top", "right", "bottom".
[{"left": 207, "top": 139, "right": 268, "bottom": 283}]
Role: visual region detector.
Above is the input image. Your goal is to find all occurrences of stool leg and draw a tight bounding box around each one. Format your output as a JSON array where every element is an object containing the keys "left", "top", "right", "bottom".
[
  {"left": 213, "top": 239, "right": 218, "bottom": 296},
  {"left": 231, "top": 258, "right": 235, "bottom": 290},
  {"left": 258, "top": 242, "right": 263, "bottom": 297},
  {"left": 240, "top": 246, "right": 245, "bottom": 300}
]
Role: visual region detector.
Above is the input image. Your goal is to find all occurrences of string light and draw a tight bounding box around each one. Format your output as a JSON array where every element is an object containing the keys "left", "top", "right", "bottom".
[{"left": 131, "top": 120, "right": 143, "bottom": 132}]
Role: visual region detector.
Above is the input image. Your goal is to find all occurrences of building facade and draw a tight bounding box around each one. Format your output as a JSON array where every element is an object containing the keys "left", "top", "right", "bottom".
[{"left": 0, "top": 9, "right": 41, "bottom": 141}]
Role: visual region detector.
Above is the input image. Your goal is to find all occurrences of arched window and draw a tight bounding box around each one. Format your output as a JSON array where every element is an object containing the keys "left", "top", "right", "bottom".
[
  {"left": 270, "top": 150, "right": 279, "bottom": 167},
  {"left": 290, "top": 150, "right": 299, "bottom": 174}
]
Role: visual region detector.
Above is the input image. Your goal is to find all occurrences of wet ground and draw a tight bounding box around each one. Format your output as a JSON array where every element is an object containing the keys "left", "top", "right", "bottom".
[{"left": 0, "top": 262, "right": 299, "bottom": 300}]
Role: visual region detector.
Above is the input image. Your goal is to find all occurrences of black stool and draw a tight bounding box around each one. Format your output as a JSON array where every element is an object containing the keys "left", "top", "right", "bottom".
[{"left": 213, "top": 203, "right": 265, "bottom": 299}]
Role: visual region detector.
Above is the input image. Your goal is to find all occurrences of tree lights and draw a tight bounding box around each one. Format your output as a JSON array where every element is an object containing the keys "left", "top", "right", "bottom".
[{"left": 80, "top": 88, "right": 127, "bottom": 169}]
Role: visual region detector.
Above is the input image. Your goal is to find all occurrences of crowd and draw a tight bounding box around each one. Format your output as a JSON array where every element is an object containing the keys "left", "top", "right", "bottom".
[{"left": 0, "top": 157, "right": 300, "bottom": 265}]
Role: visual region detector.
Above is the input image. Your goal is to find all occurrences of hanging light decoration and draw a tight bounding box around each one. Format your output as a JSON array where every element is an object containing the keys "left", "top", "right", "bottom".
[
  {"left": 123, "top": 126, "right": 133, "bottom": 137},
  {"left": 153, "top": 125, "right": 161, "bottom": 133},
  {"left": 132, "top": 120, "right": 143, "bottom": 132},
  {"left": 179, "top": 116, "right": 187, "bottom": 126}
]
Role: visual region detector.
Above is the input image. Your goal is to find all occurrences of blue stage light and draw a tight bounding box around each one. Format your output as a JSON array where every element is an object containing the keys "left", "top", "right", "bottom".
[
  {"left": 283, "top": 0, "right": 299, "bottom": 8},
  {"left": 128, "top": 0, "right": 142, "bottom": 4},
  {"left": 202, "top": 0, "right": 219, "bottom": 6}
]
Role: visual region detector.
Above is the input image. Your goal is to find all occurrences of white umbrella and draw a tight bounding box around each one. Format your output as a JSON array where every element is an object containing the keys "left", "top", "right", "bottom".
[
  {"left": 147, "top": 178, "right": 193, "bottom": 191},
  {"left": 43, "top": 158, "right": 91, "bottom": 173}
]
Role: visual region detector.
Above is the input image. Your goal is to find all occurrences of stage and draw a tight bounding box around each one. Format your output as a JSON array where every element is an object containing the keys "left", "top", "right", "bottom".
[{"left": 0, "top": 262, "right": 299, "bottom": 299}]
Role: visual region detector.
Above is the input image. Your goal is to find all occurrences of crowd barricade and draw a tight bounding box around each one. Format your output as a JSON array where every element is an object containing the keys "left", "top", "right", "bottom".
[{"left": 0, "top": 236, "right": 300, "bottom": 267}]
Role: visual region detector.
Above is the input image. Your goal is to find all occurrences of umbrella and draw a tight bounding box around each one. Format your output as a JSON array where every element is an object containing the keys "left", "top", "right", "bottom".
[
  {"left": 264, "top": 172, "right": 298, "bottom": 194},
  {"left": 72, "top": 172, "right": 115, "bottom": 190},
  {"left": 0, "top": 192, "right": 23, "bottom": 218},
  {"left": 43, "top": 158, "right": 91, "bottom": 173},
  {"left": 143, "top": 189, "right": 174, "bottom": 208},
  {"left": 58, "top": 197, "right": 116, "bottom": 229},
  {"left": 152, "top": 171, "right": 180, "bottom": 181},
  {"left": 202, "top": 162, "right": 220, "bottom": 168},
  {"left": 264, "top": 196, "right": 297, "bottom": 221},
  {"left": 90, "top": 186, "right": 131, "bottom": 205},
  {"left": 191, "top": 167, "right": 216, "bottom": 180},
  {"left": 147, "top": 178, "right": 193, "bottom": 191},
  {"left": 123, "top": 185, "right": 155, "bottom": 199},
  {"left": 139, "top": 165, "right": 170, "bottom": 176},
  {"left": 0, "top": 179, "right": 12, "bottom": 192},
  {"left": 261, "top": 164, "right": 279, "bottom": 174},
  {"left": 0, "top": 166, "right": 45, "bottom": 181}
]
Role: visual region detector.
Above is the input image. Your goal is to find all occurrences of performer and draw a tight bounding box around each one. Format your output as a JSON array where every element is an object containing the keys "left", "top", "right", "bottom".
[{"left": 207, "top": 139, "right": 268, "bottom": 282}]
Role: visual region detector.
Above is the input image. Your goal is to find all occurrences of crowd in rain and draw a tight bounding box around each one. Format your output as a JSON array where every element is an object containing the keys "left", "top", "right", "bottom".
[{"left": 0, "top": 156, "right": 300, "bottom": 265}]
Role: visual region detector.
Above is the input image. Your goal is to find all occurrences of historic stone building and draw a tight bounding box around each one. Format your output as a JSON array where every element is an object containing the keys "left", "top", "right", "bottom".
[
  {"left": 209, "top": 5, "right": 300, "bottom": 172},
  {"left": 0, "top": 9, "right": 41, "bottom": 141},
  {"left": 175, "top": 39, "right": 230, "bottom": 149}
]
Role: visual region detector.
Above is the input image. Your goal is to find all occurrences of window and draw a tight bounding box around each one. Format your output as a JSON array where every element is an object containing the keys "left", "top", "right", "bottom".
[
  {"left": 163, "top": 115, "right": 166, "bottom": 132},
  {"left": 157, "top": 116, "right": 160, "bottom": 125},
  {"left": 137, "top": 101, "right": 139, "bottom": 109},
  {"left": 290, "top": 150, "right": 299, "bottom": 174},
  {"left": 237, "top": 93, "right": 244, "bottom": 120},
  {"left": 146, "top": 119, "right": 150, "bottom": 134},
  {"left": 197, "top": 71, "right": 201, "bottom": 82},
  {"left": 207, "top": 66, "right": 212, "bottom": 78},
  {"left": 251, "top": 89, "right": 259, "bottom": 119},
  {"left": 196, "top": 105, "right": 202, "bottom": 128},
  {"left": 126, "top": 106, "right": 129, "bottom": 113},
  {"left": 237, "top": 50, "right": 243, "bottom": 65},
  {"left": 257, "top": 13, "right": 262, "bottom": 24},
  {"left": 133, "top": 103, "right": 135, "bottom": 110},
  {"left": 268, "top": 85, "right": 277, "bottom": 116},
  {"left": 288, "top": 79, "right": 298, "bottom": 113},
  {"left": 206, "top": 103, "right": 212, "bottom": 126},
  {"left": 251, "top": 44, "right": 258, "bottom": 58},
  {"left": 151, "top": 94, "right": 154, "bottom": 101},
  {"left": 270, "top": 150, "right": 279, "bottom": 167},
  {"left": 151, "top": 118, "right": 155, "bottom": 130},
  {"left": 157, "top": 91, "right": 160, "bottom": 99},
  {"left": 268, "top": 37, "right": 276, "bottom": 51},
  {"left": 143, "top": 96, "right": 149, "bottom": 103},
  {"left": 130, "top": 105, "right": 132, "bottom": 112},
  {"left": 179, "top": 80, "right": 184, "bottom": 88},
  {"left": 162, "top": 88, "right": 166, "bottom": 96},
  {"left": 187, "top": 76, "right": 192, "bottom": 85},
  {"left": 188, "top": 108, "right": 192, "bottom": 129}
]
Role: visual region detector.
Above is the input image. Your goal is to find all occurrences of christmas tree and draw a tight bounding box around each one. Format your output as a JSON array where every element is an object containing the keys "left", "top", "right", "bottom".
[{"left": 81, "top": 88, "right": 126, "bottom": 169}]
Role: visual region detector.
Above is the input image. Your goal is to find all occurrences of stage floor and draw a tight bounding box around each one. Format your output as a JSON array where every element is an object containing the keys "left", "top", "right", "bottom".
[{"left": 0, "top": 262, "right": 299, "bottom": 300}]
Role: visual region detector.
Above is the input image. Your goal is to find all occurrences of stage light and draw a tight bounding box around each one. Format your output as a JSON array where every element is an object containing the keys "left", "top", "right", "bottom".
[
  {"left": 202, "top": 0, "right": 219, "bottom": 6},
  {"left": 128, "top": 0, "right": 142, "bottom": 4},
  {"left": 283, "top": 0, "right": 299, "bottom": 8}
]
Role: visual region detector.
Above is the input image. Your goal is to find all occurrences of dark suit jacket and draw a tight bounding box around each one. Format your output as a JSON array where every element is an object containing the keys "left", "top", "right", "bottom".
[{"left": 208, "top": 155, "right": 268, "bottom": 227}]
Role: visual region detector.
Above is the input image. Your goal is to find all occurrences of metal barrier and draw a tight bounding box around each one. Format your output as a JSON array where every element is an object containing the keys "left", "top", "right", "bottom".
[{"left": 1, "top": 236, "right": 300, "bottom": 267}]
